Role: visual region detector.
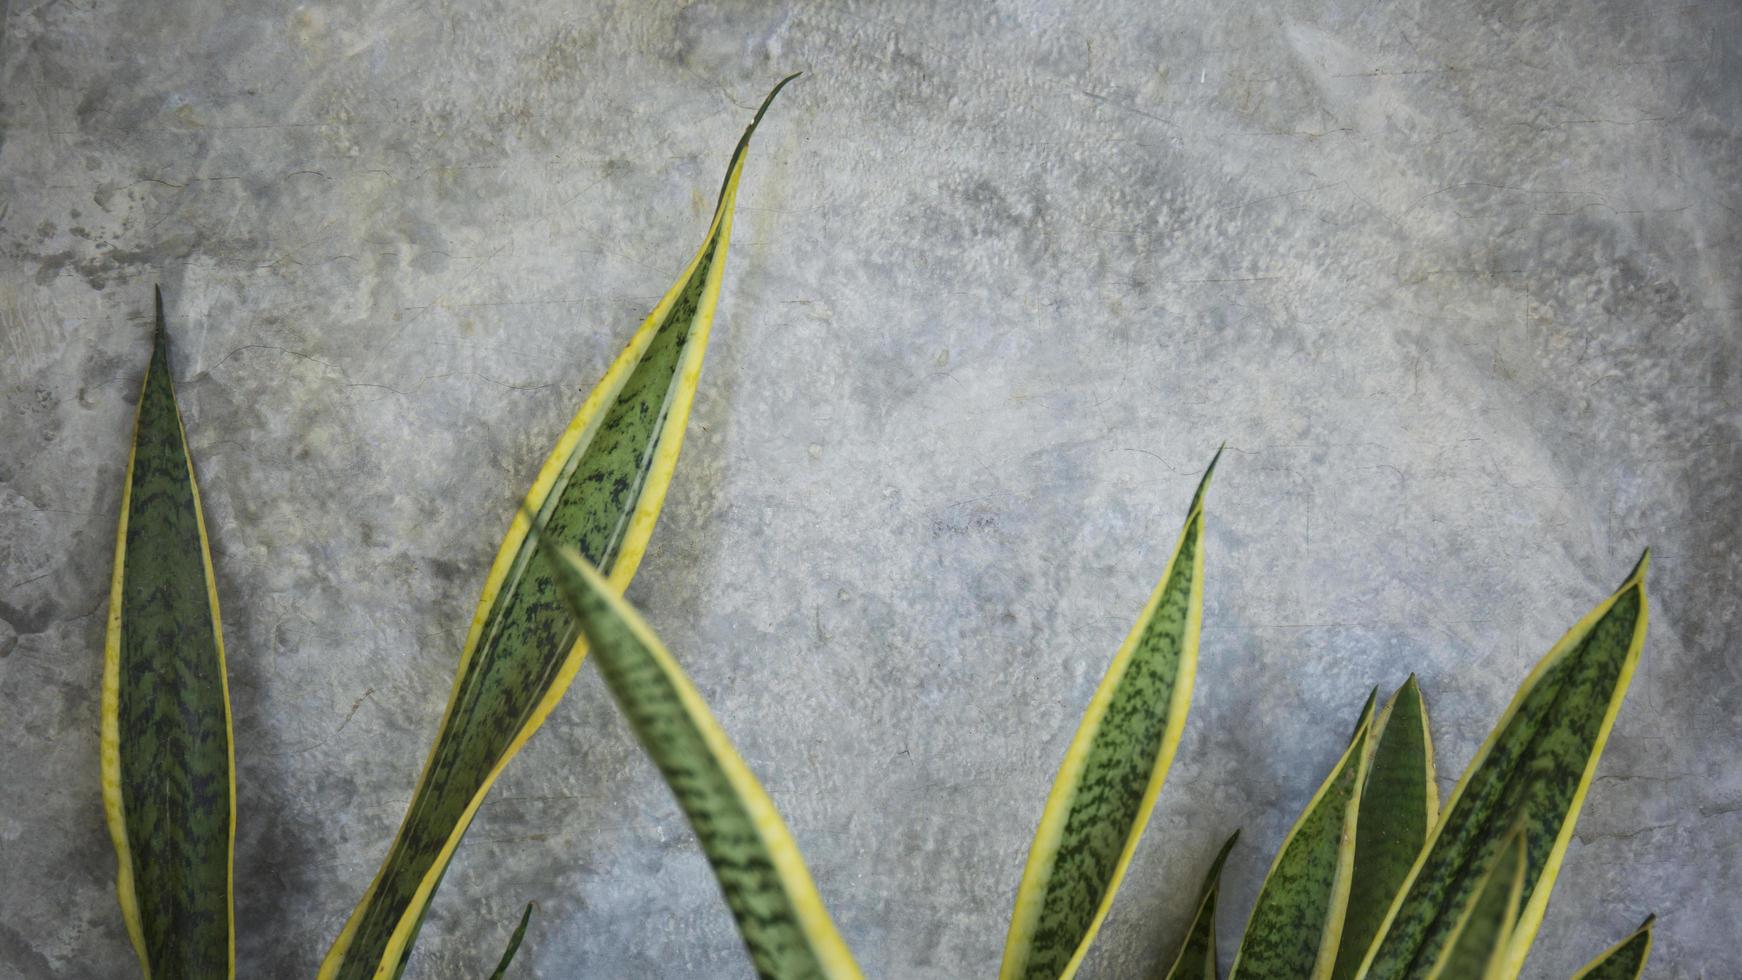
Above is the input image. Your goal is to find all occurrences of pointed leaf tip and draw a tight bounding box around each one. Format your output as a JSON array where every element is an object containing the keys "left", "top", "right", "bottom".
[
  {"left": 486, "top": 902, "right": 535, "bottom": 980},
  {"left": 1619, "top": 548, "right": 1651, "bottom": 591},
  {"left": 751, "top": 74, "right": 803, "bottom": 133},
  {"left": 759, "top": 72, "right": 803, "bottom": 114},
  {"left": 107, "top": 279, "right": 235, "bottom": 978},
  {"left": 1568, "top": 912, "right": 1656, "bottom": 980},
  {"left": 1204, "top": 830, "right": 1240, "bottom": 889},
  {"left": 323, "top": 82, "right": 785, "bottom": 976},
  {"left": 1001, "top": 465, "right": 1210, "bottom": 980},
  {"left": 1359, "top": 571, "right": 1650, "bottom": 980},
  {"left": 1188, "top": 446, "right": 1223, "bottom": 516},
  {"left": 1347, "top": 687, "right": 1379, "bottom": 744},
  {"left": 1161, "top": 832, "right": 1240, "bottom": 980},
  {"left": 152, "top": 286, "right": 169, "bottom": 351},
  {"left": 1328, "top": 674, "right": 1438, "bottom": 980},
  {"left": 716, "top": 73, "right": 803, "bottom": 202},
  {"left": 1230, "top": 694, "right": 1376, "bottom": 980}
]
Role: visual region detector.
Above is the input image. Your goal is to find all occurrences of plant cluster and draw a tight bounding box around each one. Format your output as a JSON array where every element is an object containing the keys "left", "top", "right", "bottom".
[{"left": 98, "top": 77, "right": 1655, "bottom": 980}]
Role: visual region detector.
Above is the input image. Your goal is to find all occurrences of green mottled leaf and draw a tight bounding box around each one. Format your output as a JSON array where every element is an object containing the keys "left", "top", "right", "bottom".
[
  {"left": 1230, "top": 693, "right": 1376, "bottom": 980},
  {"left": 1159, "top": 832, "right": 1238, "bottom": 980},
  {"left": 538, "top": 535, "right": 862, "bottom": 979},
  {"left": 101, "top": 287, "right": 236, "bottom": 979},
  {"left": 1569, "top": 917, "right": 1654, "bottom": 980},
  {"left": 1355, "top": 558, "right": 1650, "bottom": 980},
  {"left": 486, "top": 903, "right": 534, "bottom": 980},
  {"left": 1422, "top": 828, "right": 1524, "bottom": 980},
  {"left": 1001, "top": 451, "right": 1218, "bottom": 980},
  {"left": 320, "top": 76, "right": 798, "bottom": 980},
  {"left": 1332, "top": 676, "right": 1438, "bottom": 980}
]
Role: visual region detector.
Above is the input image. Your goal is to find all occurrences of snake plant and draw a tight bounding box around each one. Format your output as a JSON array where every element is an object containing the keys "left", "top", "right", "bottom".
[
  {"left": 319, "top": 72, "right": 800, "bottom": 980},
  {"left": 1000, "top": 453, "right": 1215, "bottom": 980},
  {"left": 97, "top": 76, "right": 1665, "bottom": 980},
  {"left": 104, "top": 76, "right": 796, "bottom": 979},
  {"left": 1146, "top": 559, "right": 1656, "bottom": 980},
  {"left": 103, "top": 286, "right": 236, "bottom": 978}
]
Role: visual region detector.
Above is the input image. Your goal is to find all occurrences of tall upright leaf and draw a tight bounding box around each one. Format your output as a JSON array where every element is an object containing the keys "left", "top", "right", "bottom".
[
  {"left": 1158, "top": 832, "right": 1239, "bottom": 980},
  {"left": 101, "top": 288, "right": 237, "bottom": 979},
  {"left": 1354, "top": 557, "right": 1650, "bottom": 980},
  {"left": 538, "top": 535, "right": 863, "bottom": 979},
  {"left": 1568, "top": 916, "right": 1654, "bottom": 980},
  {"left": 1230, "top": 693, "right": 1377, "bottom": 980},
  {"left": 1331, "top": 677, "right": 1438, "bottom": 980},
  {"left": 320, "top": 75, "right": 800, "bottom": 980},
  {"left": 999, "top": 451, "right": 1218, "bottom": 980}
]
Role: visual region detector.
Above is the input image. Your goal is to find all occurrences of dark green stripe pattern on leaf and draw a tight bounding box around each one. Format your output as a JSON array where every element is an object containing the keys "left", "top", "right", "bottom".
[
  {"left": 542, "top": 541, "right": 841, "bottom": 980},
  {"left": 1230, "top": 696, "right": 1374, "bottom": 980},
  {"left": 1570, "top": 917, "right": 1653, "bottom": 980},
  {"left": 1160, "top": 832, "right": 1237, "bottom": 980},
  {"left": 339, "top": 240, "right": 718, "bottom": 980},
  {"left": 116, "top": 293, "right": 233, "bottom": 978},
  {"left": 1331, "top": 677, "right": 1434, "bottom": 980},
  {"left": 1360, "top": 573, "right": 1647, "bottom": 980},
  {"left": 1429, "top": 829, "right": 1523, "bottom": 980},
  {"left": 331, "top": 76, "right": 797, "bottom": 980},
  {"left": 1020, "top": 462, "right": 1211, "bottom": 980}
]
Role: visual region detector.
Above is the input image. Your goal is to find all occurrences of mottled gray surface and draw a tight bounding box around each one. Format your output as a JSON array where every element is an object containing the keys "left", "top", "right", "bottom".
[{"left": 1, "top": 1, "right": 1737, "bottom": 978}]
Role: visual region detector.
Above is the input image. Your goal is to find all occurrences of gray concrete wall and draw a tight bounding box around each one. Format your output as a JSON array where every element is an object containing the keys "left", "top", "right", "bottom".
[{"left": 1, "top": 2, "right": 1737, "bottom": 977}]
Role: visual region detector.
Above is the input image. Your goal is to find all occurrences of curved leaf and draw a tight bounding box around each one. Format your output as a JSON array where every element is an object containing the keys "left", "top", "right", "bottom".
[
  {"left": 1230, "top": 693, "right": 1377, "bottom": 980},
  {"left": 1568, "top": 916, "right": 1654, "bottom": 980},
  {"left": 101, "top": 288, "right": 237, "bottom": 979},
  {"left": 539, "top": 536, "right": 863, "bottom": 979},
  {"left": 1000, "top": 451, "right": 1218, "bottom": 980},
  {"left": 1332, "top": 676, "right": 1438, "bottom": 980},
  {"left": 1355, "top": 557, "right": 1651, "bottom": 980},
  {"left": 1159, "top": 832, "right": 1239, "bottom": 980},
  {"left": 485, "top": 903, "right": 534, "bottom": 980},
  {"left": 320, "top": 75, "right": 800, "bottom": 980}
]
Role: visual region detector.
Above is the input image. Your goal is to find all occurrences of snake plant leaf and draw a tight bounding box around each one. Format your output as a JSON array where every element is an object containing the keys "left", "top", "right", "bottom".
[
  {"left": 485, "top": 903, "right": 534, "bottom": 980},
  {"left": 1421, "top": 827, "right": 1525, "bottom": 980},
  {"left": 1330, "top": 676, "right": 1438, "bottom": 980},
  {"left": 1229, "top": 692, "right": 1377, "bottom": 980},
  {"left": 1000, "top": 450, "right": 1218, "bottom": 980},
  {"left": 536, "top": 534, "right": 863, "bottom": 980},
  {"left": 320, "top": 75, "right": 798, "bottom": 980},
  {"left": 1568, "top": 916, "right": 1654, "bottom": 980},
  {"left": 101, "top": 287, "right": 237, "bottom": 979},
  {"left": 1354, "top": 556, "right": 1650, "bottom": 980},
  {"left": 1158, "top": 831, "right": 1239, "bottom": 980}
]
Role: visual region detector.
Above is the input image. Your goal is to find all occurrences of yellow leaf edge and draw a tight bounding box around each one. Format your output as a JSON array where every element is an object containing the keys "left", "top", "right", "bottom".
[
  {"left": 319, "top": 75, "right": 799, "bottom": 980},
  {"left": 1411, "top": 674, "right": 1441, "bottom": 832},
  {"left": 1418, "top": 828, "right": 1527, "bottom": 980},
  {"left": 1228, "top": 694, "right": 1378, "bottom": 980},
  {"left": 547, "top": 541, "right": 865, "bottom": 979},
  {"left": 1351, "top": 556, "right": 1651, "bottom": 980},
  {"left": 998, "top": 451, "right": 1216, "bottom": 980},
  {"left": 100, "top": 290, "right": 239, "bottom": 980},
  {"left": 1568, "top": 915, "right": 1656, "bottom": 980}
]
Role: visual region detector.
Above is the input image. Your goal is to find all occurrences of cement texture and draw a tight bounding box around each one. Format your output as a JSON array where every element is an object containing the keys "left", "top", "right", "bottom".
[{"left": 1, "top": 1, "right": 1738, "bottom": 977}]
